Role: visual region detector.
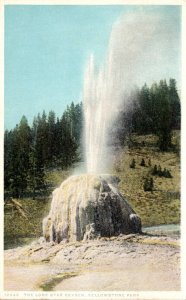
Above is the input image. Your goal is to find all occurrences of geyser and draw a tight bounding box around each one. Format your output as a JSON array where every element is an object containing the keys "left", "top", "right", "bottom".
[
  {"left": 42, "top": 11, "right": 170, "bottom": 242},
  {"left": 43, "top": 174, "right": 141, "bottom": 243}
]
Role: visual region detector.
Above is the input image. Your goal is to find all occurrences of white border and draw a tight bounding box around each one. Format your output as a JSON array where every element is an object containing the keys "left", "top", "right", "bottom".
[
  {"left": 0, "top": 0, "right": 4, "bottom": 296},
  {"left": 2, "top": 0, "right": 185, "bottom": 4},
  {"left": 1, "top": 291, "right": 186, "bottom": 299},
  {"left": 1, "top": 1, "right": 185, "bottom": 299},
  {"left": 181, "top": 2, "right": 186, "bottom": 297}
]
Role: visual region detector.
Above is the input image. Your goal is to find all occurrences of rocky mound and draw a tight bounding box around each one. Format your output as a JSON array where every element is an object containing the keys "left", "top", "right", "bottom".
[{"left": 43, "top": 174, "right": 141, "bottom": 243}]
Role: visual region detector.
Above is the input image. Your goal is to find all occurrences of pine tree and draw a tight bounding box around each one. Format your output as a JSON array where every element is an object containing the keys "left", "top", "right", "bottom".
[
  {"left": 140, "top": 158, "right": 146, "bottom": 167},
  {"left": 157, "top": 165, "right": 163, "bottom": 177},
  {"left": 148, "top": 158, "right": 151, "bottom": 167},
  {"left": 143, "top": 177, "right": 154, "bottom": 192},
  {"left": 60, "top": 112, "right": 79, "bottom": 169},
  {"left": 73, "top": 102, "right": 83, "bottom": 145},
  {"left": 30, "top": 115, "right": 46, "bottom": 193},
  {"left": 156, "top": 80, "right": 172, "bottom": 151},
  {"left": 130, "top": 158, "right": 136, "bottom": 169},
  {"left": 168, "top": 78, "right": 181, "bottom": 129},
  {"left": 164, "top": 169, "right": 172, "bottom": 178},
  {"left": 4, "top": 130, "right": 13, "bottom": 191},
  {"left": 152, "top": 164, "right": 158, "bottom": 175},
  {"left": 5, "top": 117, "right": 32, "bottom": 198},
  {"left": 138, "top": 84, "right": 153, "bottom": 134},
  {"left": 17, "top": 116, "right": 32, "bottom": 195},
  {"left": 8, "top": 125, "right": 23, "bottom": 198},
  {"left": 47, "top": 110, "right": 56, "bottom": 165}
]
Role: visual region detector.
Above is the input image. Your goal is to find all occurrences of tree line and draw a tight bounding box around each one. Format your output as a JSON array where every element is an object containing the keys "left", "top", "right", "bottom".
[
  {"left": 115, "top": 78, "right": 180, "bottom": 151},
  {"left": 4, "top": 102, "right": 82, "bottom": 199},
  {"left": 4, "top": 78, "right": 180, "bottom": 199}
]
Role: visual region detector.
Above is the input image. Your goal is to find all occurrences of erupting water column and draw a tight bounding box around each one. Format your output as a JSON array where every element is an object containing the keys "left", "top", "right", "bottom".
[
  {"left": 42, "top": 15, "right": 145, "bottom": 243},
  {"left": 83, "top": 42, "right": 125, "bottom": 174},
  {"left": 83, "top": 55, "right": 107, "bottom": 174},
  {"left": 42, "top": 51, "right": 142, "bottom": 242}
]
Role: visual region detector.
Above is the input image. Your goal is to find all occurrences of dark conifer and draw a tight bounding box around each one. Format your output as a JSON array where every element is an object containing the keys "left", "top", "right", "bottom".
[
  {"left": 130, "top": 158, "right": 136, "bottom": 169},
  {"left": 140, "top": 158, "right": 146, "bottom": 167}
]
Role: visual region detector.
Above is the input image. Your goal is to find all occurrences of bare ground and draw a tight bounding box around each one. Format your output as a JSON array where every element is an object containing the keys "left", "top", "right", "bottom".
[{"left": 4, "top": 234, "right": 180, "bottom": 292}]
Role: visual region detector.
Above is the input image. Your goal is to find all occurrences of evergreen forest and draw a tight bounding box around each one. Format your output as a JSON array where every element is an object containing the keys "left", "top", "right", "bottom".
[{"left": 4, "top": 78, "right": 180, "bottom": 199}]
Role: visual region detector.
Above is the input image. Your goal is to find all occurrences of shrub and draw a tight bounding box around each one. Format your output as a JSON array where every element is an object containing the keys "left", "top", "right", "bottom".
[
  {"left": 163, "top": 168, "right": 173, "bottom": 178},
  {"left": 130, "top": 159, "right": 136, "bottom": 169},
  {"left": 140, "top": 158, "right": 146, "bottom": 167},
  {"left": 151, "top": 164, "right": 173, "bottom": 178},
  {"left": 148, "top": 159, "right": 151, "bottom": 167},
  {"left": 157, "top": 165, "right": 163, "bottom": 177},
  {"left": 143, "top": 177, "right": 154, "bottom": 192},
  {"left": 151, "top": 164, "right": 158, "bottom": 175}
]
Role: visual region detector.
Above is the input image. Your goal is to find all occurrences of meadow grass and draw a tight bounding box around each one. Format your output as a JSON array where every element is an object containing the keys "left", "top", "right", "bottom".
[
  {"left": 112, "top": 132, "right": 180, "bottom": 226},
  {"left": 4, "top": 170, "right": 71, "bottom": 249},
  {"left": 4, "top": 131, "right": 180, "bottom": 249}
]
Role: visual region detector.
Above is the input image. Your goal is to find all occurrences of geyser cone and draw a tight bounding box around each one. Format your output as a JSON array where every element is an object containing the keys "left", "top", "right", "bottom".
[{"left": 43, "top": 174, "right": 141, "bottom": 243}]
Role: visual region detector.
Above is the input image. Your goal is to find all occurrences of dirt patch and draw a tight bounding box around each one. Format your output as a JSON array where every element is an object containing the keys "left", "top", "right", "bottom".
[{"left": 4, "top": 234, "right": 180, "bottom": 292}]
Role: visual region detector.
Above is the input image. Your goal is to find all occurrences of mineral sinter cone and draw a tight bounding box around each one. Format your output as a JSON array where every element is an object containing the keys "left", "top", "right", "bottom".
[{"left": 43, "top": 174, "right": 141, "bottom": 243}]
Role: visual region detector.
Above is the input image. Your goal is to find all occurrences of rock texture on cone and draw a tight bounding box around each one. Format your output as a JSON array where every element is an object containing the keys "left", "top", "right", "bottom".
[{"left": 43, "top": 174, "right": 141, "bottom": 243}]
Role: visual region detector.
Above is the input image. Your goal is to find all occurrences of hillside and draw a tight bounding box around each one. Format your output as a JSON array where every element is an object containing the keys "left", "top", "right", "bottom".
[
  {"left": 112, "top": 131, "right": 180, "bottom": 226},
  {"left": 4, "top": 131, "right": 180, "bottom": 249}
]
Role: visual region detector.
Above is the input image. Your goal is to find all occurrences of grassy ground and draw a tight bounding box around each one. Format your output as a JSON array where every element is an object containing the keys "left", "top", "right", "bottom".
[
  {"left": 4, "top": 131, "right": 180, "bottom": 249},
  {"left": 112, "top": 131, "right": 180, "bottom": 226},
  {"left": 4, "top": 198, "right": 49, "bottom": 249},
  {"left": 4, "top": 170, "right": 71, "bottom": 249}
]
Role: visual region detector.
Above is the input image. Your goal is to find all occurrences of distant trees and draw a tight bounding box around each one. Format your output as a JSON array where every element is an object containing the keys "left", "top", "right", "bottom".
[
  {"left": 4, "top": 78, "right": 180, "bottom": 198},
  {"left": 151, "top": 164, "right": 172, "bottom": 178},
  {"left": 4, "top": 117, "right": 32, "bottom": 198},
  {"left": 116, "top": 78, "right": 180, "bottom": 151},
  {"left": 4, "top": 102, "right": 83, "bottom": 199}
]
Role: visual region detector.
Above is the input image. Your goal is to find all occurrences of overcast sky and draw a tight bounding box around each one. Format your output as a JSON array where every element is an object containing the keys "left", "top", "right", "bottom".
[{"left": 5, "top": 5, "right": 181, "bottom": 130}]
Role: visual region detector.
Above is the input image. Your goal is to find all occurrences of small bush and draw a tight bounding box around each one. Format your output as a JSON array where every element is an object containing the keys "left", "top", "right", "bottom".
[
  {"left": 157, "top": 165, "right": 163, "bottom": 177},
  {"left": 151, "top": 164, "right": 173, "bottom": 178},
  {"left": 163, "top": 168, "right": 173, "bottom": 178},
  {"left": 148, "top": 159, "right": 151, "bottom": 167},
  {"left": 140, "top": 158, "right": 146, "bottom": 167},
  {"left": 151, "top": 164, "right": 158, "bottom": 175},
  {"left": 130, "top": 158, "right": 136, "bottom": 169},
  {"left": 143, "top": 177, "right": 154, "bottom": 192}
]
